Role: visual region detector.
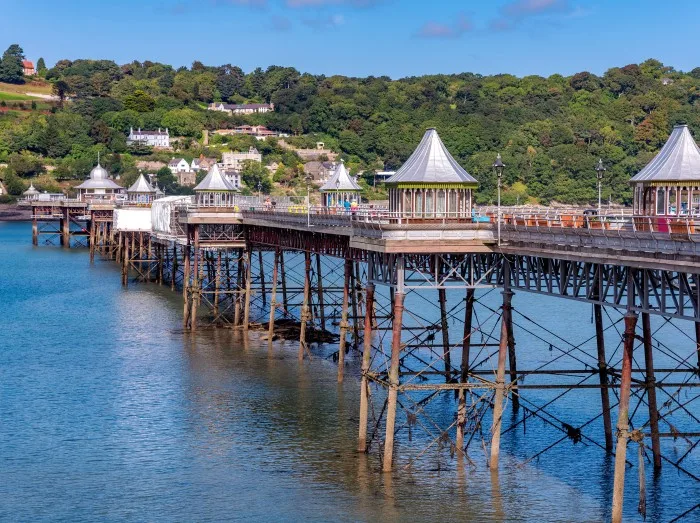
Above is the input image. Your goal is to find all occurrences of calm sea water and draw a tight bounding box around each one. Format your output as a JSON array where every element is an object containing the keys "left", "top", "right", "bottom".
[{"left": 0, "top": 221, "right": 697, "bottom": 522}]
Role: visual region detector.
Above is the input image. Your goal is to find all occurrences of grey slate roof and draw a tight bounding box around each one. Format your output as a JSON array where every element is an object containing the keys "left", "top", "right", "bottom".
[
  {"left": 75, "top": 163, "right": 123, "bottom": 190},
  {"left": 320, "top": 161, "right": 361, "bottom": 191},
  {"left": 127, "top": 174, "right": 156, "bottom": 193},
  {"left": 194, "top": 163, "right": 236, "bottom": 192},
  {"left": 631, "top": 125, "right": 700, "bottom": 183},
  {"left": 386, "top": 128, "right": 477, "bottom": 185},
  {"left": 24, "top": 183, "right": 39, "bottom": 195}
]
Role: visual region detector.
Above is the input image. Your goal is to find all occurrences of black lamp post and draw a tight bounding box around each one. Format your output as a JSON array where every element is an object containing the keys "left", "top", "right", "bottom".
[
  {"left": 493, "top": 153, "right": 505, "bottom": 246},
  {"left": 595, "top": 159, "right": 606, "bottom": 215}
]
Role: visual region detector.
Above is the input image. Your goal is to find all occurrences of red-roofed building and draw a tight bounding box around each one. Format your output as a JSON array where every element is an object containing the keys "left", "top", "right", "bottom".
[{"left": 22, "top": 60, "right": 36, "bottom": 76}]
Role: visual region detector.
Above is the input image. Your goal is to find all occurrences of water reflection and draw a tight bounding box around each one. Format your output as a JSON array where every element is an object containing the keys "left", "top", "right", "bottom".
[{"left": 1, "top": 222, "right": 697, "bottom": 522}]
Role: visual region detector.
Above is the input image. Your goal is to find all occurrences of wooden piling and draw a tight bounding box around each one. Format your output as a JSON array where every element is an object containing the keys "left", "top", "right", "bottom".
[
  {"left": 594, "top": 303, "right": 614, "bottom": 452},
  {"left": 337, "top": 259, "right": 351, "bottom": 383},
  {"left": 490, "top": 287, "right": 513, "bottom": 469},
  {"left": 299, "top": 251, "right": 312, "bottom": 360},
  {"left": 122, "top": 233, "right": 129, "bottom": 287},
  {"left": 190, "top": 227, "right": 200, "bottom": 332},
  {"left": 456, "top": 288, "right": 475, "bottom": 452},
  {"left": 382, "top": 291, "right": 405, "bottom": 472},
  {"left": 611, "top": 312, "right": 638, "bottom": 523},
  {"left": 357, "top": 282, "right": 375, "bottom": 452},
  {"left": 642, "top": 312, "right": 661, "bottom": 470},
  {"left": 182, "top": 243, "right": 191, "bottom": 329}
]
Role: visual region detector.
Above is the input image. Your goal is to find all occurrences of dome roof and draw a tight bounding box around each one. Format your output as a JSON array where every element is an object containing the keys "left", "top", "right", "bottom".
[
  {"left": 23, "top": 183, "right": 39, "bottom": 195},
  {"left": 75, "top": 161, "right": 123, "bottom": 190},
  {"left": 90, "top": 163, "right": 109, "bottom": 181}
]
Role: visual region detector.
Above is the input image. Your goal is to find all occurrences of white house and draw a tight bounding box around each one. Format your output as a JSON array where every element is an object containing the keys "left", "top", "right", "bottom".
[
  {"left": 128, "top": 128, "right": 170, "bottom": 148},
  {"left": 222, "top": 147, "right": 262, "bottom": 171},
  {"left": 168, "top": 158, "right": 191, "bottom": 174},
  {"left": 221, "top": 168, "right": 242, "bottom": 190},
  {"left": 208, "top": 103, "right": 274, "bottom": 115}
]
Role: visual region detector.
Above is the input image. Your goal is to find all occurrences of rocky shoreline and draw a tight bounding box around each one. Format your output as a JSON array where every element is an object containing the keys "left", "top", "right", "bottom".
[{"left": 0, "top": 204, "right": 31, "bottom": 221}]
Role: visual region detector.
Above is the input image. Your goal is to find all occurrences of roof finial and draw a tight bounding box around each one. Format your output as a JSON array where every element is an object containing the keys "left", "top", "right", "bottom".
[{"left": 97, "top": 151, "right": 100, "bottom": 166}]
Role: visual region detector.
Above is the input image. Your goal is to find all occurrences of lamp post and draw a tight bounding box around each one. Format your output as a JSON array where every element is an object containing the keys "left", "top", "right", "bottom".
[
  {"left": 493, "top": 153, "right": 505, "bottom": 246},
  {"left": 305, "top": 173, "right": 312, "bottom": 227},
  {"left": 595, "top": 159, "right": 606, "bottom": 215},
  {"left": 257, "top": 180, "right": 262, "bottom": 202},
  {"left": 335, "top": 178, "right": 340, "bottom": 208}
]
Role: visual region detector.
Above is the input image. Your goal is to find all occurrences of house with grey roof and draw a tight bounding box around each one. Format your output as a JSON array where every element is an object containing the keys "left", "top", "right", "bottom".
[{"left": 128, "top": 127, "right": 170, "bottom": 148}]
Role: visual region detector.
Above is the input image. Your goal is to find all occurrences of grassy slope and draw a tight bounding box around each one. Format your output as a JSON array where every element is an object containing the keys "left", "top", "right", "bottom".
[{"left": 0, "top": 79, "right": 53, "bottom": 98}]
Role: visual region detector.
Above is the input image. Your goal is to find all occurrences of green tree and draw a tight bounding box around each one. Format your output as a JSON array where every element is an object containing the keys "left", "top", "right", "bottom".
[
  {"left": 241, "top": 161, "right": 271, "bottom": 193},
  {"left": 123, "top": 89, "right": 156, "bottom": 112},
  {"left": 36, "top": 57, "right": 47, "bottom": 74},
  {"left": 52, "top": 80, "right": 71, "bottom": 108},
  {"left": 0, "top": 44, "right": 25, "bottom": 84}
]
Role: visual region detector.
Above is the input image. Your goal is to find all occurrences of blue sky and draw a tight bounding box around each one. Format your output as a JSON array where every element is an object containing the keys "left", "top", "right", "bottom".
[{"left": 4, "top": 0, "right": 700, "bottom": 78}]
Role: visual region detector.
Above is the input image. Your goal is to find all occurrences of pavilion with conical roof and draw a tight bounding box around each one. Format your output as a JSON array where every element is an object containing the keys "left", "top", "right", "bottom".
[
  {"left": 75, "top": 162, "right": 123, "bottom": 202},
  {"left": 386, "top": 128, "right": 477, "bottom": 218},
  {"left": 127, "top": 173, "right": 157, "bottom": 204},
  {"left": 23, "top": 182, "right": 40, "bottom": 200},
  {"left": 194, "top": 163, "right": 237, "bottom": 206},
  {"left": 319, "top": 160, "right": 361, "bottom": 207},
  {"left": 631, "top": 124, "right": 700, "bottom": 216}
]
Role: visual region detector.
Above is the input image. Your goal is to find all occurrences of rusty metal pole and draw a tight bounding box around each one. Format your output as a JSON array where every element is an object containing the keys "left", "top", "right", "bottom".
[
  {"left": 234, "top": 248, "right": 243, "bottom": 327},
  {"left": 171, "top": 245, "right": 177, "bottom": 291},
  {"left": 337, "top": 258, "right": 351, "bottom": 383},
  {"left": 506, "top": 293, "right": 518, "bottom": 411},
  {"left": 456, "top": 287, "right": 475, "bottom": 452},
  {"left": 60, "top": 208, "right": 69, "bottom": 247},
  {"left": 642, "top": 312, "right": 661, "bottom": 470},
  {"left": 258, "top": 250, "right": 267, "bottom": 308},
  {"left": 382, "top": 290, "right": 405, "bottom": 472},
  {"left": 316, "top": 253, "right": 327, "bottom": 332},
  {"left": 695, "top": 321, "right": 700, "bottom": 377},
  {"left": 280, "top": 250, "right": 288, "bottom": 313},
  {"left": 351, "top": 261, "right": 361, "bottom": 344},
  {"left": 490, "top": 286, "right": 513, "bottom": 470},
  {"left": 438, "top": 286, "right": 452, "bottom": 383},
  {"left": 268, "top": 249, "right": 280, "bottom": 342},
  {"left": 182, "top": 236, "right": 191, "bottom": 329},
  {"left": 299, "top": 251, "right": 312, "bottom": 360},
  {"left": 611, "top": 311, "right": 638, "bottom": 523},
  {"left": 214, "top": 251, "right": 222, "bottom": 324},
  {"left": 89, "top": 219, "right": 95, "bottom": 263},
  {"left": 190, "top": 226, "right": 200, "bottom": 332},
  {"left": 243, "top": 247, "right": 252, "bottom": 332},
  {"left": 122, "top": 234, "right": 129, "bottom": 288},
  {"left": 32, "top": 217, "right": 38, "bottom": 246},
  {"left": 357, "top": 280, "right": 375, "bottom": 452},
  {"left": 595, "top": 303, "right": 614, "bottom": 452}
]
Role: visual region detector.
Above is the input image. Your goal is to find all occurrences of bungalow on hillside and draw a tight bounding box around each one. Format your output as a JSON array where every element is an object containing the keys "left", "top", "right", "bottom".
[
  {"left": 22, "top": 60, "right": 36, "bottom": 76},
  {"left": 168, "top": 158, "right": 190, "bottom": 173},
  {"left": 303, "top": 161, "right": 336, "bottom": 182}
]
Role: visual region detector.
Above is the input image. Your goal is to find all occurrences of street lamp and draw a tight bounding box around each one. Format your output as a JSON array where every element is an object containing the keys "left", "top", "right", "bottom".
[
  {"left": 493, "top": 153, "right": 505, "bottom": 246},
  {"left": 305, "top": 173, "right": 313, "bottom": 227},
  {"left": 595, "top": 159, "right": 606, "bottom": 215},
  {"left": 257, "top": 180, "right": 262, "bottom": 202},
  {"left": 335, "top": 178, "right": 340, "bottom": 207}
]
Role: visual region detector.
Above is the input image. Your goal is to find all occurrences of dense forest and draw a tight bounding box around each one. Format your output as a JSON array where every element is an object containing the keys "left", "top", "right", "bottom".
[{"left": 2, "top": 42, "right": 700, "bottom": 205}]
